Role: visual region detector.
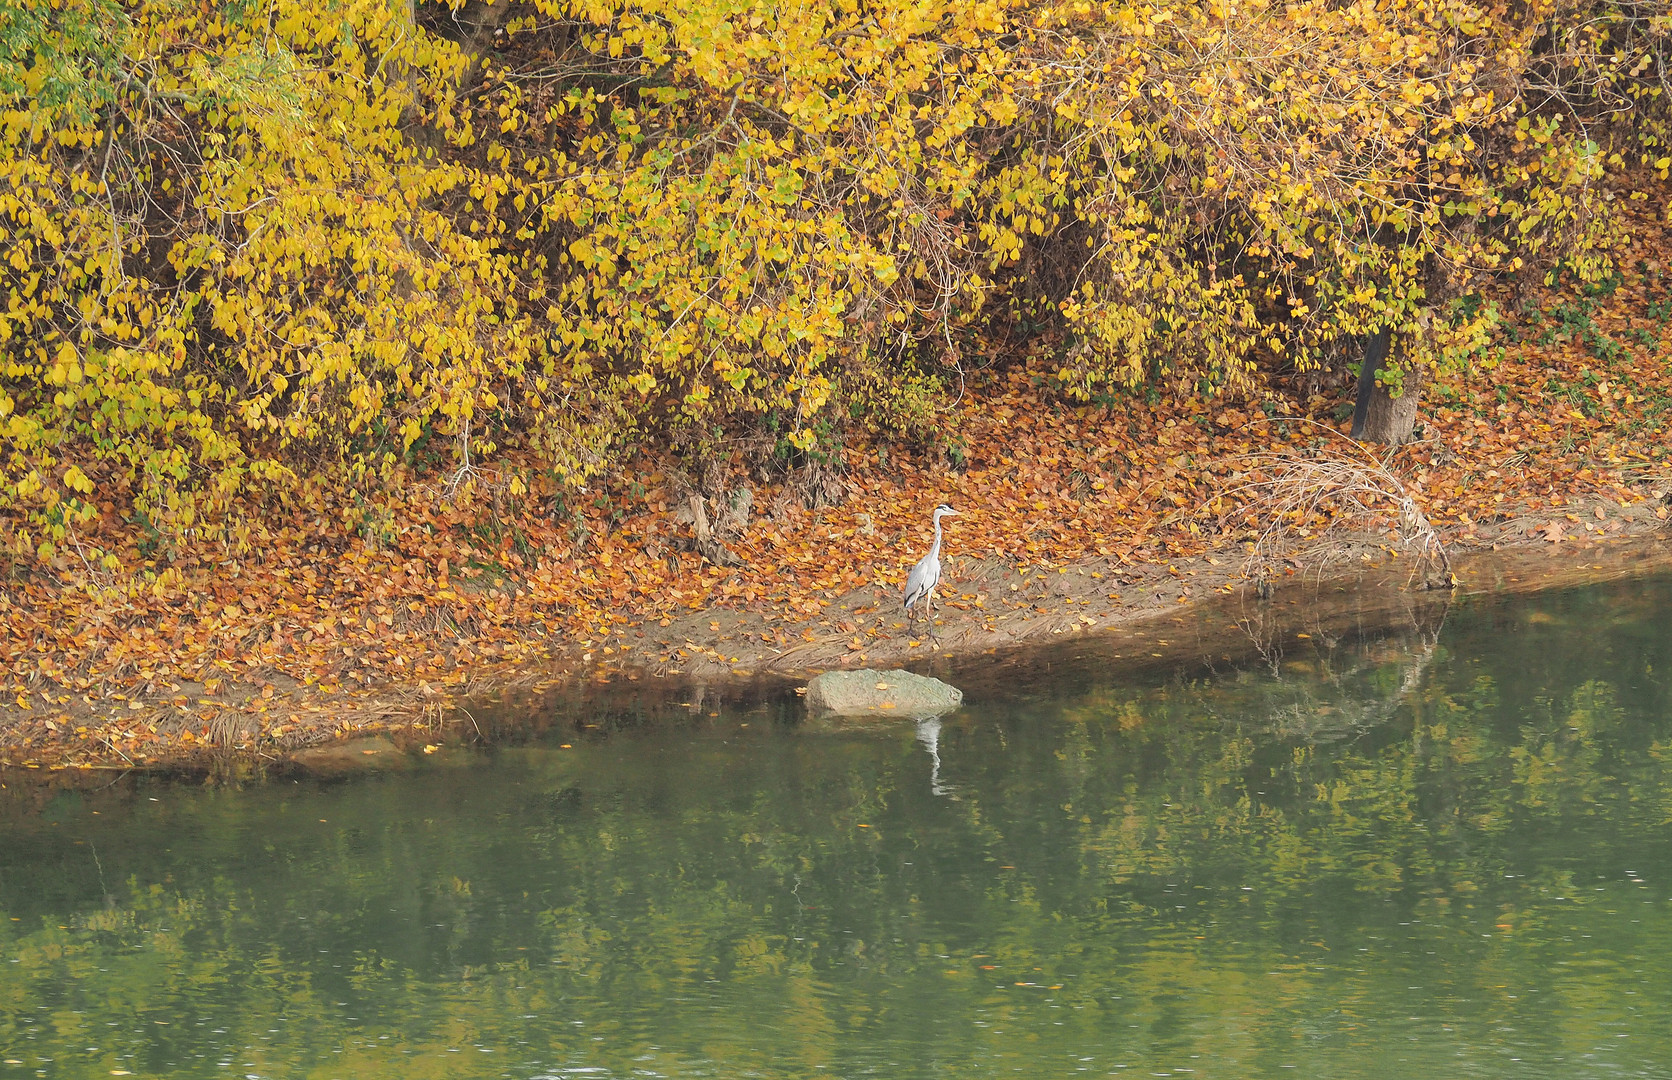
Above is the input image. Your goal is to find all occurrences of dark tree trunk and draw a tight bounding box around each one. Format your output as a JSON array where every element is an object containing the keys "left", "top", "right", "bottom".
[
  {"left": 399, "top": 0, "right": 516, "bottom": 145},
  {"left": 425, "top": 0, "right": 516, "bottom": 88},
  {"left": 1349, "top": 328, "right": 1389, "bottom": 439},
  {"left": 1350, "top": 328, "right": 1422, "bottom": 445}
]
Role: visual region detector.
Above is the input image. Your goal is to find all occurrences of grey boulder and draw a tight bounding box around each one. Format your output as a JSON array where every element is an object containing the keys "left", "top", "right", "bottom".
[{"left": 805, "top": 669, "right": 963, "bottom": 719}]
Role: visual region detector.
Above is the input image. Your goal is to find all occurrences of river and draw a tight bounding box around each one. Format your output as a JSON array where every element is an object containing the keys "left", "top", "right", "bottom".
[{"left": 3, "top": 573, "right": 1672, "bottom": 1078}]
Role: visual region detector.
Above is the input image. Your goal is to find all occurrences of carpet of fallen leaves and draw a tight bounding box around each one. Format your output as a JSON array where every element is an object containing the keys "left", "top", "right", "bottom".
[{"left": 7, "top": 192, "right": 1672, "bottom": 771}]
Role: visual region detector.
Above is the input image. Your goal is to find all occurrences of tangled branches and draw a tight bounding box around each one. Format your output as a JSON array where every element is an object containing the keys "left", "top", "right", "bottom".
[{"left": 1223, "top": 424, "right": 1453, "bottom": 591}]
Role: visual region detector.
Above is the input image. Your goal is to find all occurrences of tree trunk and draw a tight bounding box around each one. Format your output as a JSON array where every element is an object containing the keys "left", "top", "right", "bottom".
[
  {"left": 687, "top": 494, "right": 741, "bottom": 567},
  {"left": 396, "top": 0, "right": 516, "bottom": 147},
  {"left": 427, "top": 0, "right": 516, "bottom": 89},
  {"left": 1350, "top": 329, "right": 1423, "bottom": 445}
]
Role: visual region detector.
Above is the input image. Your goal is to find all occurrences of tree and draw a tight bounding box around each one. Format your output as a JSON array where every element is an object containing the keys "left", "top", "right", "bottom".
[
  {"left": 1028, "top": 0, "right": 1667, "bottom": 442},
  {"left": 0, "top": 0, "right": 542, "bottom": 563},
  {"left": 5, "top": 0, "right": 1670, "bottom": 570}
]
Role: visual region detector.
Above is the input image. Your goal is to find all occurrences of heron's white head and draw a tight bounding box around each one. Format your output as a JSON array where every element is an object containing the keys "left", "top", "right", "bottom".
[{"left": 933, "top": 503, "right": 959, "bottom": 519}]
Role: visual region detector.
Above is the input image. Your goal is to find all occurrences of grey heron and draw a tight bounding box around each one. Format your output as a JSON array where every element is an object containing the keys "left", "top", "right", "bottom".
[{"left": 903, "top": 503, "right": 959, "bottom": 638}]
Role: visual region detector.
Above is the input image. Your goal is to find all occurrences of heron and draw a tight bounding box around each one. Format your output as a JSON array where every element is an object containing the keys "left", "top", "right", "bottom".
[{"left": 903, "top": 503, "right": 959, "bottom": 638}]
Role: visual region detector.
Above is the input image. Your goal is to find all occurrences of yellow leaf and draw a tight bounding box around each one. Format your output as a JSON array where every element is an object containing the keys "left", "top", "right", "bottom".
[{"left": 62, "top": 465, "right": 94, "bottom": 495}]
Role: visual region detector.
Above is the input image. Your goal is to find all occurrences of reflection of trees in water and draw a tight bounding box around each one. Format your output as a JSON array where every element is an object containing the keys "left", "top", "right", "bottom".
[
  {"left": 8, "top": 578, "right": 1672, "bottom": 1076},
  {"left": 1045, "top": 590, "right": 1456, "bottom": 757},
  {"left": 1222, "top": 589, "right": 1453, "bottom": 743},
  {"left": 1029, "top": 578, "right": 1672, "bottom": 912}
]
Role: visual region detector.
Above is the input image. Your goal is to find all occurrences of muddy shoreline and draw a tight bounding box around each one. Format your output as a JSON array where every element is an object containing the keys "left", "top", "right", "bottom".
[{"left": 4, "top": 505, "right": 1668, "bottom": 781}]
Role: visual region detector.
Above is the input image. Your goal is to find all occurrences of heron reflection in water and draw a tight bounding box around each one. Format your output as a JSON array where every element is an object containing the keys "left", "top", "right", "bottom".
[{"left": 916, "top": 715, "right": 955, "bottom": 797}]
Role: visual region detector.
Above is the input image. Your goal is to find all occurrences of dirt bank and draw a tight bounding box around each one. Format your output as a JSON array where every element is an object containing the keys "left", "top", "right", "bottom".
[
  {"left": 631, "top": 506, "right": 1672, "bottom": 681},
  {"left": 4, "top": 494, "right": 1668, "bottom": 777}
]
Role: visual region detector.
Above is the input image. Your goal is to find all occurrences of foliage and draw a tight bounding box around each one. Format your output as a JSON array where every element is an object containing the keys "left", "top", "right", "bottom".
[
  {"left": 1041, "top": 0, "right": 1670, "bottom": 398},
  {"left": 0, "top": 0, "right": 554, "bottom": 565},
  {"left": 1, "top": 0, "right": 1670, "bottom": 571}
]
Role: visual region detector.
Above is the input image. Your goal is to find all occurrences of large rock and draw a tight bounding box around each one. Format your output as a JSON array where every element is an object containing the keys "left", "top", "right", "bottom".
[
  {"left": 805, "top": 669, "right": 963, "bottom": 719},
  {"left": 289, "top": 736, "right": 408, "bottom": 776}
]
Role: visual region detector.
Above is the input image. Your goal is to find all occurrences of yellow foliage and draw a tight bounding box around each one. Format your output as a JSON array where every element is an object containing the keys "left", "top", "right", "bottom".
[{"left": 1, "top": 0, "right": 1666, "bottom": 564}]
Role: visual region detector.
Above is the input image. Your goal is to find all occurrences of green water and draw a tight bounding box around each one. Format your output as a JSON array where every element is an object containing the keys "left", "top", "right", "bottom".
[{"left": 5, "top": 576, "right": 1672, "bottom": 1079}]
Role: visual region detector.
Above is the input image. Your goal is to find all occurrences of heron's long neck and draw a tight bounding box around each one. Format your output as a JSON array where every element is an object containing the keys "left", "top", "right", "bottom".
[{"left": 929, "top": 517, "right": 944, "bottom": 559}]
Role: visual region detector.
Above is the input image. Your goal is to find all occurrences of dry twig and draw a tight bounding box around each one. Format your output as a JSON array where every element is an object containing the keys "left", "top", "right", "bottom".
[{"left": 1222, "top": 421, "right": 1453, "bottom": 589}]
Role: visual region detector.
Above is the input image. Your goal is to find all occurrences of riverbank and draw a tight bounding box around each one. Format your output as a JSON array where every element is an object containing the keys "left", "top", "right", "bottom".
[
  {"left": 4, "top": 494, "right": 1669, "bottom": 775},
  {"left": 6, "top": 202, "right": 1672, "bottom": 772}
]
